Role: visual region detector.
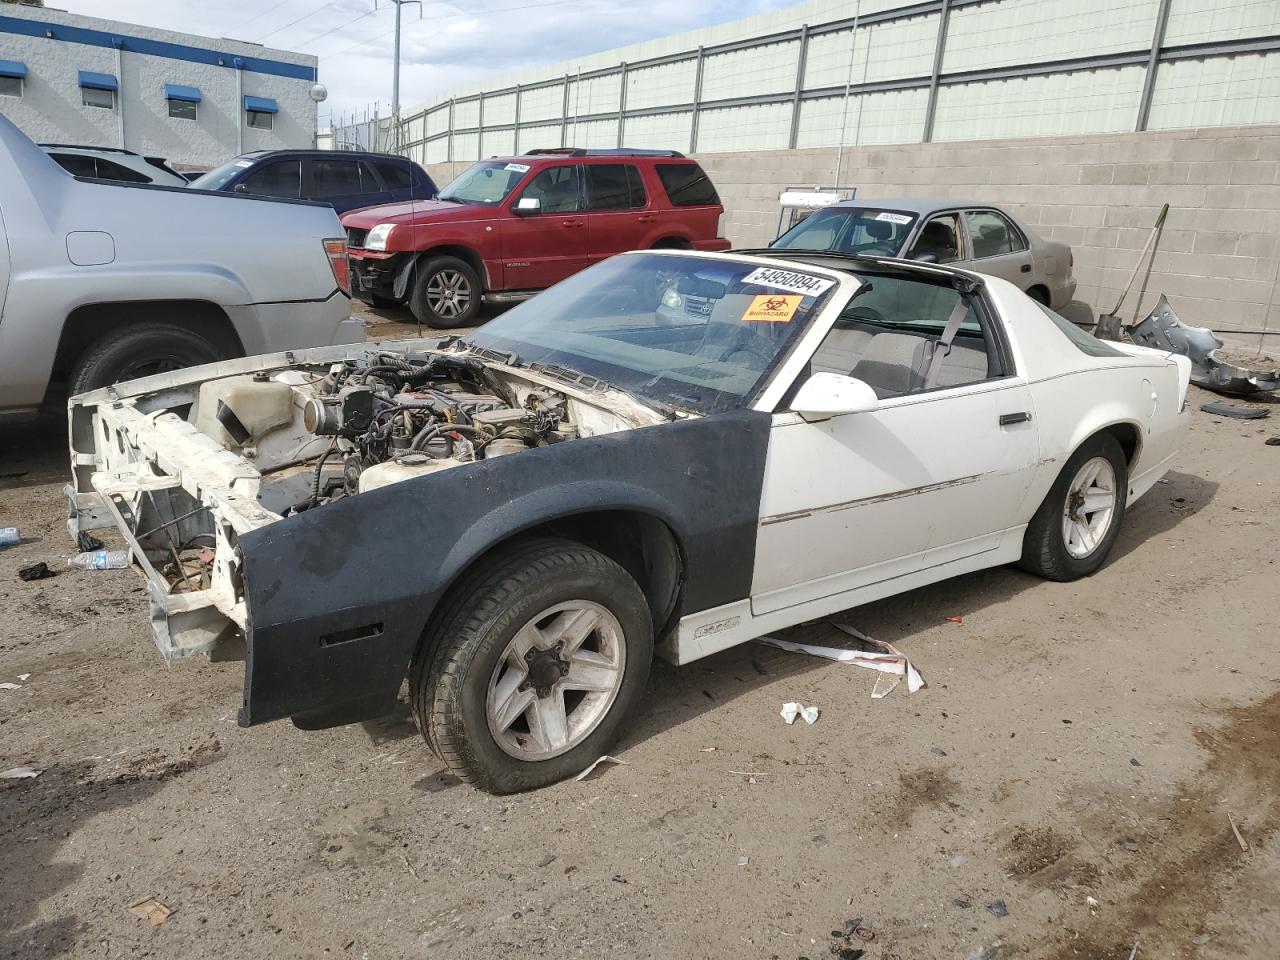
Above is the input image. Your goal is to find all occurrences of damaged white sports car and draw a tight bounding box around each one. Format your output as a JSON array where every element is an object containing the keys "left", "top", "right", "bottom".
[{"left": 67, "top": 249, "right": 1191, "bottom": 792}]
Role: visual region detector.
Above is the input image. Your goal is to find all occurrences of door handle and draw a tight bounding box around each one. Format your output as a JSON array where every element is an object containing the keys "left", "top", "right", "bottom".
[
  {"left": 637, "top": 214, "right": 656, "bottom": 223},
  {"left": 561, "top": 219, "right": 583, "bottom": 228},
  {"left": 999, "top": 411, "right": 1031, "bottom": 426},
  {"left": 1020, "top": 263, "right": 1032, "bottom": 273}
]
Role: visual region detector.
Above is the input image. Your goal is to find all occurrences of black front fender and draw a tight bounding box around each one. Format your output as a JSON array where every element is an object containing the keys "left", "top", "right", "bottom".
[{"left": 236, "top": 409, "right": 771, "bottom": 729}]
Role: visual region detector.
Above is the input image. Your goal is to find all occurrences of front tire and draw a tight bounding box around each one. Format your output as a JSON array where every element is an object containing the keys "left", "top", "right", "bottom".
[
  {"left": 1020, "top": 433, "right": 1128, "bottom": 581},
  {"left": 69, "top": 323, "right": 224, "bottom": 395},
  {"left": 411, "top": 538, "right": 654, "bottom": 794},
  {"left": 409, "top": 256, "right": 481, "bottom": 329}
]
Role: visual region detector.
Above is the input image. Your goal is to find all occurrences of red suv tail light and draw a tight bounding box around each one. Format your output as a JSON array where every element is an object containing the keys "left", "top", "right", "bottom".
[{"left": 324, "top": 238, "right": 351, "bottom": 296}]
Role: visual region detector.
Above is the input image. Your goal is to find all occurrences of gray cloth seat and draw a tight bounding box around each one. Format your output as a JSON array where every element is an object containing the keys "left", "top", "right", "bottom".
[{"left": 849, "top": 331, "right": 991, "bottom": 398}]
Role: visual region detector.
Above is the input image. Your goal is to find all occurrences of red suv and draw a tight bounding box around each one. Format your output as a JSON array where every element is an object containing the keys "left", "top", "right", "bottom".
[{"left": 342, "top": 148, "right": 730, "bottom": 327}]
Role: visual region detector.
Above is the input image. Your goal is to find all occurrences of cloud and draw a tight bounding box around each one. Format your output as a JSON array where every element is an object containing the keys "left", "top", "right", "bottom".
[{"left": 53, "top": 0, "right": 802, "bottom": 120}]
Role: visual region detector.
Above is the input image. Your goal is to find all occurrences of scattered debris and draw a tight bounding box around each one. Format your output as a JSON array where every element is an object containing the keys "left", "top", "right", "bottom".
[
  {"left": 949, "top": 855, "right": 967, "bottom": 867},
  {"left": 1199, "top": 401, "right": 1270, "bottom": 419},
  {"left": 986, "top": 899, "right": 1009, "bottom": 918},
  {"left": 1129, "top": 757, "right": 1142, "bottom": 766},
  {"left": 953, "top": 899, "right": 972, "bottom": 909},
  {"left": 1227, "top": 811, "right": 1249, "bottom": 852},
  {"left": 573, "top": 754, "right": 628, "bottom": 782},
  {"left": 780, "top": 702, "right": 820, "bottom": 725},
  {"left": 699, "top": 746, "right": 717, "bottom": 752},
  {"left": 17, "top": 562, "right": 56, "bottom": 582},
  {"left": 1127, "top": 940, "right": 1139, "bottom": 960},
  {"left": 0, "top": 526, "right": 19, "bottom": 547},
  {"left": 1192, "top": 933, "right": 1214, "bottom": 945},
  {"left": 737, "top": 855, "right": 749, "bottom": 866},
  {"left": 1086, "top": 895, "right": 1100, "bottom": 913},
  {"left": 932, "top": 747, "right": 948, "bottom": 757},
  {"left": 0, "top": 766, "right": 41, "bottom": 779},
  {"left": 75, "top": 530, "right": 105, "bottom": 553},
  {"left": 1157, "top": 477, "right": 1173, "bottom": 484},
  {"left": 0, "top": 682, "right": 20, "bottom": 690},
  {"left": 1130, "top": 295, "right": 1279, "bottom": 396},
  {"left": 536, "top": 854, "right": 557, "bottom": 868},
  {"left": 946, "top": 615, "right": 964, "bottom": 623},
  {"left": 842, "top": 918, "right": 874, "bottom": 942},
  {"left": 128, "top": 897, "right": 173, "bottom": 926},
  {"left": 759, "top": 622, "right": 925, "bottom": 699},
  {"left": 17, "top": 673, "right": 29, "bottom": 681},
  {"left": 1267, "top": 437, "right": 1280, "bottom": 446}
]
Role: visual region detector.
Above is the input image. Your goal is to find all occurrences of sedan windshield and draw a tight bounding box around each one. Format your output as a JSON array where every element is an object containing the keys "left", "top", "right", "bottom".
[
  {"left": 773, "top": 207, "right": 918, "bottom": 257},
  {"left": 438, "top": 160, "right": 530, "bottom": 204},
  {"left": 467, "top": 254, "right": 840, "bottom": 415},
  {"left": 188, "top": 156, "right": 257, "bottom": 191}
]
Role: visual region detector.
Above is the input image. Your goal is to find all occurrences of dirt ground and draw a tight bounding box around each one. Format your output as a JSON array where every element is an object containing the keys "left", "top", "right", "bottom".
[{"left": 2, "top": 306, "right": 1279, "bottom": 960}]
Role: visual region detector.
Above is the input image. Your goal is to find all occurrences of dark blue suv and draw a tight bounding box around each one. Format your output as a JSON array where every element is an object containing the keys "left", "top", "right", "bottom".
[{"left": 188, "top": 150, "right": 437, "bottom": 214}]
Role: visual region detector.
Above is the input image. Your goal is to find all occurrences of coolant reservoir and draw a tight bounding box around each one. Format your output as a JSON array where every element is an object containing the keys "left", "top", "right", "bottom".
[
  {"left": 357, "top": 454, "right": 459, "bottom": 493},
  {"left": 195, "top": 374, "right": 295, "bottom": 449}
]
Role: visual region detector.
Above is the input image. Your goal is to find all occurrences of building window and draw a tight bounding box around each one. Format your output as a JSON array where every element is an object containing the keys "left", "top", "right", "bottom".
[
  {"left": 78, "top": 71, "right": 118, "bottom": 110},
  {"left": 164, "top": 84, "right": 201, "bottom": 121},
  {"left": 243, "top": 95, "right": 279, "bottom": 131},
  {"left": 83, "top": 87, "right": 114, "bottom": 109},
  {"left": 0, "top": 60, "right": 25, "bottom": 98}
]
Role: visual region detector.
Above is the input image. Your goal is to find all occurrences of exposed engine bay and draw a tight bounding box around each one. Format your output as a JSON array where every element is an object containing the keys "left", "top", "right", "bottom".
[{"left": 66, "top": 341, "right": 667, "bottom": 660}]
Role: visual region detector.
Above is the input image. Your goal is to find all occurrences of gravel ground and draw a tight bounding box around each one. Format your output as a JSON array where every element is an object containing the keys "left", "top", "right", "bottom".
[{"left": 2, "top": 310, "right": 1278, "bottom": 959}]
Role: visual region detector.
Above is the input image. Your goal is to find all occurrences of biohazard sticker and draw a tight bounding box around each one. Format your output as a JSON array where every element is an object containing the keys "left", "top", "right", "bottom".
[
  {"left": 743, "top": 294, "right": 802, "bottom": 323},
  {"left": 741, "top": 267, "right": 835, "bottom": 297}
]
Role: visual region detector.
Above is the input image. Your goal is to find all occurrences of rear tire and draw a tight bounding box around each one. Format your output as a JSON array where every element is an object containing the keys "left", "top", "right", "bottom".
[
  {"left": 409, "top": 256, "right": 481, "bottom": 329},
  {"left": 410, "top": 538, "right": 653, "bottom": 794},
  {"left": 69, "top": 323, "right": 224, "bottom": 395},
  {"left": 1020, "top": 433, "right": 1128, "bottom": 581}
]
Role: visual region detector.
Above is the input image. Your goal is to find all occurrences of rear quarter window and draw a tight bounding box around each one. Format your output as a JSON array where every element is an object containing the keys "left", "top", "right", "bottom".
[
  {"left": 1034, "top": 302, "right": 1127, "bottom": 358},
  {"left": 655, "top": 163, "right": 720, "bottom": 207}
]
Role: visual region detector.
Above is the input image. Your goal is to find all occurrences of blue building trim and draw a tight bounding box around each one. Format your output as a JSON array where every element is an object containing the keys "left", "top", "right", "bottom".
[
  {"left": 0, "top": 15, "right": 317, "bottom": 82},
  {"left": 78, "top": 70, "right": 118, "bottom": 91},
  {"left": 244, "top": 95, "right": 279, "bottom": 114},
  {"left": 0, "top": 58, "right": 26, "bottom": 78},
  {"left": 164, "top": 83, "right": 202, "bottom": 103}
]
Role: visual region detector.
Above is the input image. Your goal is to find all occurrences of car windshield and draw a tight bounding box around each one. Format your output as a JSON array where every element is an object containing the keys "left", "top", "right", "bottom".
[
  {"left": 188, "top": 156, "right": 257, "bottom": 191},
  {"left": 773, "top": 207, "right": 918, "bottom": 256},
  {"left": 438, "top": 160, "right": 531, "bottom": 204},
  {"left": 467, "top": 254, "right": 841, "bottom": 415}
]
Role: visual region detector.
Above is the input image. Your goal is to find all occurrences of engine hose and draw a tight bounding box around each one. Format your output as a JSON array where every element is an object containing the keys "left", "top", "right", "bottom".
[{"left": 311, "top": 442, "right": 335, "bottom": 504}]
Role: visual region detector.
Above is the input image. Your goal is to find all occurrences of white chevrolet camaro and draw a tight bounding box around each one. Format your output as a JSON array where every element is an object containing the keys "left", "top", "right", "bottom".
[{"left": 69, "top": 249, "right": 1192, "bottom": 792}]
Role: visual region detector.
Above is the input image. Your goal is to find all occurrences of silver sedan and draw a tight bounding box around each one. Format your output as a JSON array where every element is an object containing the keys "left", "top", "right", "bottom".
[{"left": 771, "top": 197, "right": 1077, "bottom": 310}]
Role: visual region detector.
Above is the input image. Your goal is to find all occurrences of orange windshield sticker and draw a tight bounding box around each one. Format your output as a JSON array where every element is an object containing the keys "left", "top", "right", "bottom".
[{"left": 743, "top": 294, "right": 802, "bottom": 323}]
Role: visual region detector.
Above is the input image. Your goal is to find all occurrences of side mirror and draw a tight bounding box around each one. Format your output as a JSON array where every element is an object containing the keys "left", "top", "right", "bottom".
[
  {"left": 513, "top": 197, "right": 540, "bottom": 215},
  {"left": 791, "top": 373, "right": 879, "bottom": 421},
  {"left": 676, "top": 276, "right": 727, "bottom": 299},
  {"left": 911, "top": 250, "right": 939, "bottom": 263}
]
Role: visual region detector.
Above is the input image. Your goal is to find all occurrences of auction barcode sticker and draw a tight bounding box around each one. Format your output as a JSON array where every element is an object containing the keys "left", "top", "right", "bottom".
[
  {"left": 741, "top": 267, "right": 835, "bottom": 297},
  {"left": 874, "top": 211, "right": 913, "bottom": 224}
]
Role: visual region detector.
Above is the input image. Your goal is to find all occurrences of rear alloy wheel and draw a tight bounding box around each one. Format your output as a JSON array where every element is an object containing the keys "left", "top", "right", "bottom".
[
  {"left": 411, "top": 538, "right": 653, "bottom": 793},
  {"left": 409, "top": 256, "right": 481, "bottom": 329},
  {"left": 1020, "top": 433, "right": 1128, "bottom": 581}
]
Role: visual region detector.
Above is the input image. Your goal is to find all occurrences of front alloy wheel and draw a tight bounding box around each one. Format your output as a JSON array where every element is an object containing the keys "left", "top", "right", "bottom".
[
  {"left": 487, "top": 601, "right": 626, "bottom": 761},
  {"left": 411, "top": 538, "right": 653, "bottom": 793}
]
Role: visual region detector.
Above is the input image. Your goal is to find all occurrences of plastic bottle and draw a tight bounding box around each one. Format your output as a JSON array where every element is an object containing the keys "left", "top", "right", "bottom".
[
  {"left": 68, "top": 549, "right": 130, "bottom": 571},
  {"left": 0, "top": 527, "right": 18, "bottom": 548}
]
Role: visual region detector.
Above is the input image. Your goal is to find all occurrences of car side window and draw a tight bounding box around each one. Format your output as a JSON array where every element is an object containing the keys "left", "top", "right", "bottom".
[
  {"left": 374, "top": 159, "right": 413, "bottom": 191},
  {"left": 804, "top": 275, "right": 1002, "bottom": 399},
  {"left": 965, "top": 210, "right": 1027, "bottom": 258},
  {"left": 586, "top": 164, "right": 644, "bottom": 211},
  {"left": 518, "top": 164, "right": 581, "bottom": 214},
  {"left": 909, "top": 213, "right": 962, "bottom": 264},
  {"left": 357, "top": 160, "right": 383, "bottom": 193},
  {"left": 92, "top": 158, "right": 151, "bottom": 183},
  {"left": 50, "top": 153, "right": 99, "bottom": 178},
  {"left": 240, "top": 160, "right": 302, "bottom": 199},
  {"left": 625, "top": 165, "right": 648, "bottom": 208},
  {"left": 312, "top": 158, "right": 363, "bottom": 197}
]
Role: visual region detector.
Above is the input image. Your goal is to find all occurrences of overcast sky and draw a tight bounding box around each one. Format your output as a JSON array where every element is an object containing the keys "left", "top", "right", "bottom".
[{"left": 52, "top": 0, "right": 801, "bottom": 123}]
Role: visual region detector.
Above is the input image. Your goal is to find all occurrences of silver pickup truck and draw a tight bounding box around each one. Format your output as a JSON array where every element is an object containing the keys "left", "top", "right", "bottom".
[{"left": 0, "top": 113, "right": 363, "bottom": 416}]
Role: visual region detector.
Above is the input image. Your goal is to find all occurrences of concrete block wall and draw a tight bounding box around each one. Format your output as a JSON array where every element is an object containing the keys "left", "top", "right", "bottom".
[{"left": 422, "top": 124, "right": 1280, "bottom": 343}]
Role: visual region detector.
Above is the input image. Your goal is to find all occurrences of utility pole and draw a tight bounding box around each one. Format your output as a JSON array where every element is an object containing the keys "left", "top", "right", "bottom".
[{"left": 378, "top": 0, "right": 421, "bottom": 153}]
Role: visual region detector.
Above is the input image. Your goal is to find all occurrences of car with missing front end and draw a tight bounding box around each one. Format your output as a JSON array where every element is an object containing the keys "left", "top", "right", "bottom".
[{"left": 68, "top": 247, "right": 1190, "bottom": 793}]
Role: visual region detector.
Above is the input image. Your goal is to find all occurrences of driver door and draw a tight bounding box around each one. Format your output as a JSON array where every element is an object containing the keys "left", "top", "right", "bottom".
[
  {"left": 750, "top": 279, "right": 1040, "bottom": 616},
  {"left": 500, "top": 164, "right": 590, "bottom": 290}
]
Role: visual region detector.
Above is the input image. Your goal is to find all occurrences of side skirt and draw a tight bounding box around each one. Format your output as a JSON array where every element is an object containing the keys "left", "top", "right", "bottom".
[{"left": 659, "top": 529, "right": 1026, "bottom": 665}]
